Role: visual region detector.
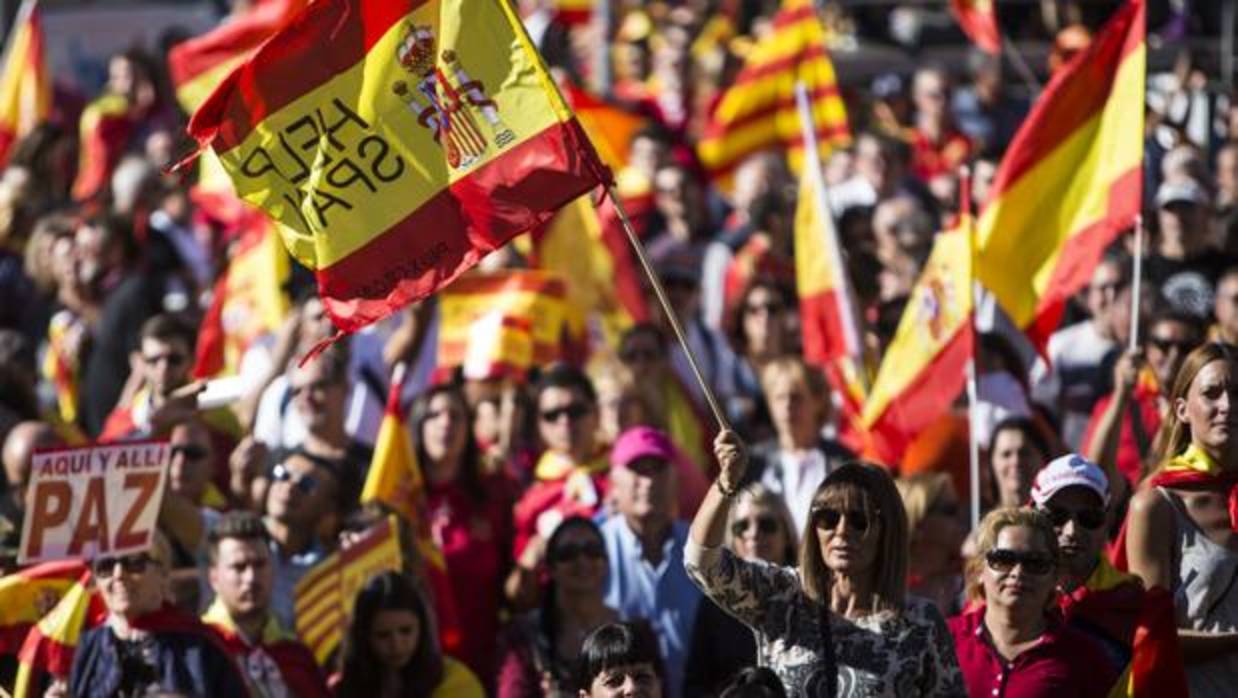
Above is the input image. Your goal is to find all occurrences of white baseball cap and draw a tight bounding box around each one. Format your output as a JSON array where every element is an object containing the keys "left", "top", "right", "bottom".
[{"left": 1030, "top": 454, "right": 1109, "bottom": 507}]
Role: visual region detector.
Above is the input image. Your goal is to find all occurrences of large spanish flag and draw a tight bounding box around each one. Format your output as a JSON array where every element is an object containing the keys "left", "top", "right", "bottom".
[
  {"left": 697, "top": 0, "right": 849, "bottom": 192},
  {"left": 862, "top": 222, "right": 975, "bottom": 464},
  {"left": 977, "top": 0, "right": 1144, "bottom": 349},
  {"left": 0, "top": 0, "right": 50, "bottom": 167},
  {"left": 951, "top": 0, "right": 1002, "bottom": 54},
  {"left": 185, "top": 0, "right": 610, "bottom": 335}
]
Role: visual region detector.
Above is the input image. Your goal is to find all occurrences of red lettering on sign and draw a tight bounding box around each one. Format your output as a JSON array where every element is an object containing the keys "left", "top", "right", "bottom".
[
  {"left": 115, "top": 472, "right": 160, "bottom": 549},
  {"left": 67, "top": 478, "right": 109, "bottom": 556},
  {"left": 23, "top": 480, "right": 71, "bottom": 559}
]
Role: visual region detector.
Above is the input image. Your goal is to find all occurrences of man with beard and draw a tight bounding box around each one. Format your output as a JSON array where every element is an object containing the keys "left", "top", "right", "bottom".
[{"left": 202, "top": 511, "right": 328, "bottom": 698}]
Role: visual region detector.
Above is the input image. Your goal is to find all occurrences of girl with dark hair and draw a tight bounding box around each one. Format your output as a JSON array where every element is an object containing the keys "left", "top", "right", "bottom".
[
  {"left": 335, "top": 570, "right": 483, "bottom": 698},
  {"left": 987, "top": 416, "right": 1050, "bottom": 511},
  {"left": 410, "top": 382, "right": 516, "bottom": 685},
  {"left": 497, "top": 516, "right": 618, "bottom": 697},
  {"left": 576, "top": 621, "right": 665, "bottom": 698}
]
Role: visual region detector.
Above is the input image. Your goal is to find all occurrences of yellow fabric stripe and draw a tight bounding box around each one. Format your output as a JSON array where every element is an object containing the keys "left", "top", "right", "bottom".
[
  {"left": 863, "top": 228, "right": 973, "bottom": 425},
  {"left": 976, "top": 45, "right": 1145, "bottom": 327},
  {"left": 698, "top": 97, "right": 845, "bottom": 168},
  {"left": 176, "top": 55, "right": 247, "bottom": 114},
  {"left": 0, "top": 5, "right": 49, "bottom": 136},
  {"left": 795, "top": 158, "right": 836, "bottom": 296},
  {"left": 708, "top": 55, "right": 841, "bottom": 124},
  {"left": 219, "top": 0, "right": 570, "bottom": 269}
]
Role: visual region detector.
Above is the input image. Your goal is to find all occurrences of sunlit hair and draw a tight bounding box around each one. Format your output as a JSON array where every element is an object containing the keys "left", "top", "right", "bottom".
[
  {"left": 724, "top": 483, "right": 799, "bottom": 565},
  {"left": 895, "top": 472, "right": 955, "bottom": 535},
  {"left": 1149, "top": 342, "right": 1238, "bottom": 477},
  {"left": 797, "top": 462, "right": 908, "bottom": 614},
  {"left": 964, "top": 507, "right": 1059, "bottom": 602}
]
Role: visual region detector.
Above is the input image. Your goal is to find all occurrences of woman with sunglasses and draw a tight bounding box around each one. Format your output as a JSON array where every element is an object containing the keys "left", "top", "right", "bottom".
[
  {"left": 684, "top": 484, "right": 796, "bottom": 696},
  {"left": 897, "top": 472, "right": 966, "bottom": 616},
  {"left": 1126, "top": 342, "right": 1238, "bottom": 695},
  {"left": 949, "top": 507, "right": 1119, "bottom": 697},
  {"left": 497, "top": 516, "right": 618, "bottom": 697},
  {"left": 687, "top": 431, "right": 965, "bottom": 697},
  {"left": 411, "top": 382, "right": 516, "bottom": 686},
  {"left": 335, "top": 570, "right": 484, "bottom": 698}
]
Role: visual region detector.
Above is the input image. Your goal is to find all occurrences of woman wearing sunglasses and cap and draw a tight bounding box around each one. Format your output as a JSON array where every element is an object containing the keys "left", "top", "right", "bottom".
[
  {"left": 687, "top": 430, "right": 965, "bottom": 697},
  {"left": 949, "top": 508, "right": 1119, "bottom": 698}
]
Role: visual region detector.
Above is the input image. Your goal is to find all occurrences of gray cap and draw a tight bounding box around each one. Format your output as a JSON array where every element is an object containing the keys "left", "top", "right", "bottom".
[{"left": 1156, "top": 179, "right": 1209, "bottom": 208}]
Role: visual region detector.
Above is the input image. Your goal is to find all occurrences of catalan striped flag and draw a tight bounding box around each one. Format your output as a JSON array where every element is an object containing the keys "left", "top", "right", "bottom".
[
  {"left": 951, "top": 0, "right": 1002, "bottom": 54},
  {"left": 862, "top": 220, "right": 975, "bottom": 465},
  {"left": 0, "top": 0, "right": 50, "bottom": 167},
  {"left": 14, "top": 568, "right": 102, "bottom": 698},
  {"left": 294, "top": 516, "right": 404, "bottom": 664},
  {"left": 184, "top": 0, "right": 610, "bottom": 337},
  {"left": 976, "top": 0, "right": 1144, "bottom": 350},
  {"left": 697, "top": 0, "right": 849, "bottom": 193}
]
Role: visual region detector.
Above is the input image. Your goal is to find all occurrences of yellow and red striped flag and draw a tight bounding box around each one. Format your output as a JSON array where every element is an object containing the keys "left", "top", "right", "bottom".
[
  {"left": 564, "top": 82, "right": 645, "bottom": 171},
  {"left": 977, "top": 0, "right": 1144, "bottom": 350},
  {"left": 951, "top": 0, "right": 1002, "bottom": 54},
  {"left": 862, "top": 220, "right": 975, "bottom": 465},
  {"left": 697, "top": 0, "right": 849, "bottom": 193},
  {"left": 183, "top": 0, "right": 610, "bottom": 337},
  {"left": 0, "top": 560, "right": 85, "bottom": 658},
  {"left": 14, "top": 568, "right": 102, "bottom": 698},
  {"left": 0, "top": 0, "right": 50, "bottom": 166},
  {"left": 554, "top": 0, "right": 594, "bottom": 26}
]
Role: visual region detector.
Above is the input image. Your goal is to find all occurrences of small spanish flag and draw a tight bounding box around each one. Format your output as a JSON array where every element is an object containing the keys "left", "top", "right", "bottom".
[
  {"left": 0, "top": 0, "right": 50, "bottom": 167},
  {"left": 14, "top": 568, "right": 103, "bottom": 698},
  {"left": 184, "top": 0, "right": 610, "bottom": 337},
  {"left": 0, "top": 560, "right": 85, "bottom": 658}
]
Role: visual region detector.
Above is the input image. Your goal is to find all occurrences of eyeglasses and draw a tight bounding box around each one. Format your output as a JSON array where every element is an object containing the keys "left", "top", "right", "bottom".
[
  {"left": 540, "top": 403, "right": 591, "bottom": 423},
  {"left": 142, "top": 352, "right": 185, "bottom": 367},
  {"left": 271, "top": 463, "right": 320, "bottom": 495},
  {"left": 1041, "top": 506, "right": 1106, "bottom": 531},
  {"left": 550, "top": 540, "right": 606, "bottom": 564},
  {"left": 744, "top": 302, "right": 784, "bottom": 317},
  {"left": 1149, "top": 337, "right": 1195, "bottom": 355},
  {"left": 984, "top": 549, "right": 1054, "bottom": 576},
  {"left": 812, "top": 506, "right": 874, "bottom": 534},
  {"left": 731, "top": 515, "right": 780, "bottom": 537},
  {"left": 93, "top": 553, "right": 156, "bottom": 579},
  {"left": 170, "top": 444, "right": 209, "bottom": 462}
]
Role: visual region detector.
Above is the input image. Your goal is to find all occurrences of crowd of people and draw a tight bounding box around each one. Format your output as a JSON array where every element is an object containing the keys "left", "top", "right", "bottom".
[{"left": 1, "top": 0, "right": 1237, "bottom": 696}]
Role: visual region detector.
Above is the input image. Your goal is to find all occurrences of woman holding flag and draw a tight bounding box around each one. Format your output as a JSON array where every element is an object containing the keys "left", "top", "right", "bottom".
[{"left": 1126, "top": 342, "right": 1238, "bottom": 694}]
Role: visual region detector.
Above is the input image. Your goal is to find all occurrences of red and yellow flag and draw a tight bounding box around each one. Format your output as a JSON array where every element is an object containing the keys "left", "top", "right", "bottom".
[
  {"left": 977, "top": 0, "right": 1144, "bottom": 350},
  {"left": 14, "top": 569, "right": 102, "bottom": 698},
  {"left": 951, "top": 0, "right": 1002, "bottom": 55},
  {"left": 697, "top": 0, "right": 849, "bottom": 193},
  {"left": 862, "top": 222, "right": 975, "bottom": 465},
  {"left": 554, "top": 0, "right": 594, "bottom": 26},
  {"left": 0, "top": 560, "right": 85, "bottom": 658},
  {"left": 185, "top": 0, "right": 610, "bottom": 336},
  {"left": 0, "top": 0, "right": 50, "bottom": 167}
]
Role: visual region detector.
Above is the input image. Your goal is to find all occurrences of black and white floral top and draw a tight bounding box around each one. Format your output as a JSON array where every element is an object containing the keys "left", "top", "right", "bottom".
[{"left": 684, "top": 540, "right": 966, "bottom": 698}]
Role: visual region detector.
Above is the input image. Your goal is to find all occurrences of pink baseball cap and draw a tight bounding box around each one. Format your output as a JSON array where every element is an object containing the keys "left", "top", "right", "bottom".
[
  {"left": 610, "top": 426, "right": 676, "bottom": 469},
  {"left": 1030, "top": 454, "right": 1109, "bottom": 507}
]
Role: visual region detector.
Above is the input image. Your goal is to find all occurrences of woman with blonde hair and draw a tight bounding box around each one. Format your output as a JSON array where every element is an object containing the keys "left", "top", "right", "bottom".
[
  {"left": 896, "top": 472, "right": 966, "bottom": 615},
  {"left": 949, "top": 507, "right": 1118, "bottom": 697},
  {"left": 687, "top": 432, "right": 963, "bottom": 697},
  {"left": 1126, "top": 342, "right": 1238, "bottom": 695}
]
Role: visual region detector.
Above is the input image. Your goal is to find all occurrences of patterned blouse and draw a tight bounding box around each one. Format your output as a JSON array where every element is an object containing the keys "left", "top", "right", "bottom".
[{"left": 684, "top": 541, "right": 966, "bottom": 697}]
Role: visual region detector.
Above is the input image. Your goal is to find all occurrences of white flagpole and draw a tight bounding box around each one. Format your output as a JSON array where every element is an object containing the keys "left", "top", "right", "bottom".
[{"left": 1129, "top": 215, "right": 1143, "bottom": 352}]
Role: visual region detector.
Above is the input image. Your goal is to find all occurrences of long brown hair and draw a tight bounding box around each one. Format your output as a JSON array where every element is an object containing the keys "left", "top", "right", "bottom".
[
  {"left": 798, "top": 462, "right": 908, "bottom": 614},
  {"left": 1148, "top": 342, "right": 1238, "bottom": 478}
]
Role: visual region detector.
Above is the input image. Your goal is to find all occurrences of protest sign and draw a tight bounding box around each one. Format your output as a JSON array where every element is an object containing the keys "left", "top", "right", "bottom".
[{"left": 19, "top": 442, "right": 169, "bottom": 564}]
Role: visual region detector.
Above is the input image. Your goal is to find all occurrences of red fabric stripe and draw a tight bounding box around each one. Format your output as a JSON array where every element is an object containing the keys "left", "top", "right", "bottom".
[
  {"left": 983, "top": 0, "right": 1144, "bottom": 206},
  {"left": 316, "top": 119, "right": 605, "bottom": 332},
  {"left": 1023, "top": 165, "right": 1141, "bottom": 349},
  {"left": 772, "top": 5, "right": 816, "bottom": 29},
  {"left": 867, "top": 323, "right": 974, "bottom": 467},
  {"left": 596, "top": 196, "right": 651, "bottom": 322},
  {"left": 192, "top": 274, "right": 228, "bottom": 379},
  {"left": 702, "top": 82, "right": 841, "bottom": 140},
  {"left": 706, "top": 123, "right": 850, "bottom": 178},
  {"left": 167, "top": 0, "right": 305, "bottom": 87},
  {"left": 800, "top": 288, "right": 850, "bottom": 366},
  {"left": 193, "top": 0, "right": 429, "bottom": 152},
  {"left": 445, "top": 274, "right": 568, "bottom": 296},
  {"left": 951, "top": 0, "right": 1002, "bottom": 54},
  {"left": 726, "top": 43, "right": 834, "bottom": 89}
]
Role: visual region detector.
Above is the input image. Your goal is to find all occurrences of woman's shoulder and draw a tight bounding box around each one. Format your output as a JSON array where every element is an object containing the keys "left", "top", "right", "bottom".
[{"left": 434, "top": 657, "right": 486, "bottom": 698}]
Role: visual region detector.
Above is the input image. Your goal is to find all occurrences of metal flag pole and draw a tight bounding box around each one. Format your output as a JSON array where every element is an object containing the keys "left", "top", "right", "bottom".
[
  {"left": 959, "top": 164, "right": 982, "bottom": 532},
  {"left": 1129, "top": 214, "right": 1143, "bottom": 353}
]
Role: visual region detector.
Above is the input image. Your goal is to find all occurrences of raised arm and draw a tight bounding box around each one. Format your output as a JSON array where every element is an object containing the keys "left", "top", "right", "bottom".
[{"left": 689, "top": 429, "right": 747, "bottom": 549}]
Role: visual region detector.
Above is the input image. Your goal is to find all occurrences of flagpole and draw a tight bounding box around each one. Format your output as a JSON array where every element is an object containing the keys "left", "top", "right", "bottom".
[
  {"left": 793, "top": 80, "right": 868, "bottom": 393},
  {"left": 608, "top": 191, "right": 731, "bottom": 432},
  {"left": 1129, "top": 214, "right": 1143, "bottom": 353},
  {"left": 1001, "top": 33, "right": 1042, "bottom": 96},
  {"left": 960, "top": 164, "right": 982, "bottom": 532}
]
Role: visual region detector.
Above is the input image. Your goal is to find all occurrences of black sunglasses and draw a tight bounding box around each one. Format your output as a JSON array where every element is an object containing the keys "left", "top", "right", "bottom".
[
  {"left": 985, "top": 549, "right": 1054, "bottom": 576},
  {"left": 170, "top": 444, "right": 209, "bottom": 462},
  {"left": 1042, "top": 506, "right": 1106, "bottom": 531},
  {"left": 93, "top": 553, "right": 156, "bottom": 579},
  {"left": 540, "top": 403, "right": 591, "bottom": 423},
  {"left": 744, "top": 301, "right": 784, "bottom": 317},
  {"left": 1149, "top": 337, "right": 1195, "bottom": 355},
  {"left": 812, "top": 506, "right": 874, "bottom": 533},
  {"left": 550, "top": 540, "right": 606, "bottom": 564},
  {"left": 731, "top": 515, "right": 780, "bottom": 537},
  {"left": 271, "top": 463, "right": 320, "bottom": 495}
]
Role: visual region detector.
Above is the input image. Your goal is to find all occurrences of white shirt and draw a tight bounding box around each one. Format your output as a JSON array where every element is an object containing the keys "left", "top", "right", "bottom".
[
  {"left": 1030, "top": 320, "right": 1116, "bottom": 450},
  {"left": 762, "top": 449, "right": 829, "bottom": 535}
]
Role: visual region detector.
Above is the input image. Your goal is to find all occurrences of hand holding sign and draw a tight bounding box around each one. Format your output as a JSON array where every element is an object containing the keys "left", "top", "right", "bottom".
[{"left": 19, "top": 442, "right": 170, "bottom": 564}]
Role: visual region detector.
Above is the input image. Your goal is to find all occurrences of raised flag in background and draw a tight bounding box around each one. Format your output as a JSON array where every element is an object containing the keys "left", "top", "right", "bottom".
[
  {"left": 0, "top": 0, "right": 50, "bottom": 166},
  {"left": 697, "top": 0, "right": 849, "bottom": 193},
  {"left": 185, "top": 0, "right": 610, "bottom": 337},
  {"left": 951, "top": 0, "right": 1002, "bottom": 55},
  {"left": 977, "top": 0, "right": 1144, "bottom": 350}
]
